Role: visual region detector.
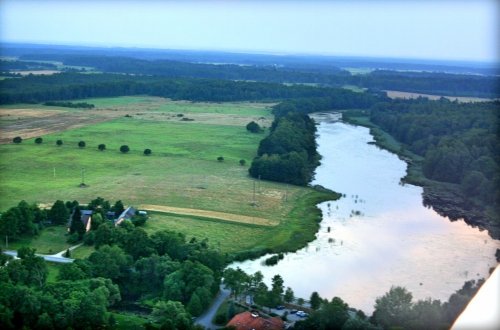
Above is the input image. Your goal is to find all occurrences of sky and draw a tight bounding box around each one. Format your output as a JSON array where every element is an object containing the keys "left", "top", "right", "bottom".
[{"left": 0, "top": 0, "right": 498, "bottom": 62}]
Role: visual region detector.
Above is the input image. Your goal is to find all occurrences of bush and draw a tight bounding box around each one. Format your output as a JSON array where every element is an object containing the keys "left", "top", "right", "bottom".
[
  {"left": 78, "top": 141, "right": 86, "bottom": 148},
  {"left": 13, "top": 136, "right": 22, "bottom": 144},
  {"left": 35, "top": 137, "right": 43, "bottom": 144},
  {"left": 239, "top": 159, "right": 246, "bottom": 166},
  {"left": 67, "top": 232, "right": 80, "bottom": 244},
  {"left": 56, "top": 139, "right": 63, "bottom": 146},
  {"left": 120, "top": 145, "right": 130, "bottom": 153},
  {"left": 217, "top": 156, "right": 224, "bottom": 162},
  {"left": 144, "top": 148, "right": 152, "bottom": 156},
  {"left": 98, "top": 144, "right": 106, "bottom": 151},
  {"left": 246, "top": 121, "right": 261, "bottom": 133}
]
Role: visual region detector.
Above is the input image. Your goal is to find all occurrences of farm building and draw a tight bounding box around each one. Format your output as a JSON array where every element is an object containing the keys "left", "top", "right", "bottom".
[
  {"left": 114, "top": 206, "right": 137, "bottom": 226},
  {"left": 68, "top": 209, "right": 93, "bottom": 232}
]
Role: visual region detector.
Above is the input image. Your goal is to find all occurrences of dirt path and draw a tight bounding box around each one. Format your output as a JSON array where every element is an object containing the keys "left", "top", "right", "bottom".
[{"left": 140, "top": 204, "right": 278, "bottom": 226}]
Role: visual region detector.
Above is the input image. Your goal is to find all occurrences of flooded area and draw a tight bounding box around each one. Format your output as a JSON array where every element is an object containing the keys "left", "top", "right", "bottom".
[{"left": 231, "top": 112, "right": 499, "bottom": 313}]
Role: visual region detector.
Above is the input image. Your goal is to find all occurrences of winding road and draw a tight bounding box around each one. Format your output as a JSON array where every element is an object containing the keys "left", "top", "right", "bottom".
[{"left": 195, "top": 285, "right": 231, "bottom": 330}]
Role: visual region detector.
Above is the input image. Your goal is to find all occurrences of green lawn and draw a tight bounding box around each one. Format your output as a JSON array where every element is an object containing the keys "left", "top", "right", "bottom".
[
  {"left": 112, "top": 312, "right": 149, "bottom": 330},
  {"left": 0, "top": 98, "right": 338, "bottom": 256},
  {"left": 46, "top": 263, "right": 63, "bottom": 283},
  {"left": 2, "top": 226, "right": 70, "bottom": 254}
]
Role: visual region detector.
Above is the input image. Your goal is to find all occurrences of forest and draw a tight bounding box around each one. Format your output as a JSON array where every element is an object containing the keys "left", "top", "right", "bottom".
[
  {"left": 0, "top": 72, "right": 382, "bottom": 104},
  {"left": 370, "top": 98, "right": 500, "bottom": 226},
  {"left": 7, "top": 53, "right": 499, "bottom": 97}
]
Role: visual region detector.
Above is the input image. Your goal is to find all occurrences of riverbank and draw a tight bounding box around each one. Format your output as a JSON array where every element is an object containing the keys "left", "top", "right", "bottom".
[{"left": 341, "top": 110, "right": 500, "bottom": 240}]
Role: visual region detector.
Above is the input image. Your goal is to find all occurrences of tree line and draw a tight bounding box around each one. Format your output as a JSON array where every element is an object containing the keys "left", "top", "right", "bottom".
[
  {"left": 16, "top": 53, "right": 500, "bottom": 97},
  {"left": 0, "top": 72, "right": 377, "bottom": 104}
]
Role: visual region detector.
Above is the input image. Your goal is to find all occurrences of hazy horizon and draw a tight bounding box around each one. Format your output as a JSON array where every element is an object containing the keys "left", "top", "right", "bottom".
[{"left": 0, "top": 0, "right": 498, "bottom": 63}]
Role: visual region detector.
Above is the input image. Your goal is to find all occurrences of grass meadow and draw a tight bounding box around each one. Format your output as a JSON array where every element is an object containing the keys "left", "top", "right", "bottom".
[{"left": 0, "top": 97, "right": 338, "bottom": 256}]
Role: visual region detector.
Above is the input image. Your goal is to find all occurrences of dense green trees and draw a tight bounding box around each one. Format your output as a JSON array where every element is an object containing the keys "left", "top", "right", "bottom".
[
  {"left": 249, "top": 112, "right": 320, "bottom": 185},
  {"left": 370, "top": 98, "right": 499, "bottom": 225},
  {"left": 246, "top": 121, "right": 261, "bottom": 133},
  {"left": 0, "top": 201, "right": 42, "bottom": 240},
  {"left": 48, "top": 200, "right": 69, "bottom": 225}
]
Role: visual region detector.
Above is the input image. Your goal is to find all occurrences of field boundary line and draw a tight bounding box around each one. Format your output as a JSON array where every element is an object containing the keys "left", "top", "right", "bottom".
[{"left": 139, "top": 204, "right": 278, "bottom": 227}]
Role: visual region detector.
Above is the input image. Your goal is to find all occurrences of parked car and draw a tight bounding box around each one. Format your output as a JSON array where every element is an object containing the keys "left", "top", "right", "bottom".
[
  {"left": 290, "top": 310, "right": 298, "bottom": 314},
  {"left": 276, "top": 305, "right": 285, "bottom": 310},
  {"left": 296, "top": 311, "right": 309, "bottom": 317}
]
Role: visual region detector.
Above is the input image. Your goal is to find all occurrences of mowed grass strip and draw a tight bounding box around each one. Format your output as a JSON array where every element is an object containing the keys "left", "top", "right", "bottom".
[{"left": 140, "top": 204, "right": 277, "bottom": 226}]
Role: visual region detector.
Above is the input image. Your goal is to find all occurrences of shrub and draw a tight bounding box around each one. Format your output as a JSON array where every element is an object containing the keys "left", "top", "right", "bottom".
[
  {"left": 246, "top": 121, "right": 261, "bottom": 133},
  {"left": 34, "top": 137, "right": 43, "bottom": 144},
  {"left": 120, "top": 145, "right": 130, "bottom": 153},
  {"left": 56, "top": 139, "right": 63, "bottom": 146},
  {"left": 144, "top": 148, "right": 152, "bottom": 156},
  {"left": 13, "top": 136, "right": 22, "bottom": 144},
  {"left": 78, "top": 141, "right": 86, "bottom": 148},
  {"left": 98, "top": 144, "right": 106, "bottom": 151},
  {"left": 217, "top": 156, "right": 224, "bottom": 162},
  {"left": 239, "top": 159, "right": 246, "bottom": 166}
]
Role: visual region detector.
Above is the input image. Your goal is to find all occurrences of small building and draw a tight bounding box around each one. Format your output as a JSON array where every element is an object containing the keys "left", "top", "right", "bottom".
[
  {"left": 227, "top": 311, "right": 284, "bottom": 330},
  {"left": 68, "top": 209, "right": 93, "bottom": 232},
  {"left": 114, "top": 206, "right": 136, "bottom": 226}
]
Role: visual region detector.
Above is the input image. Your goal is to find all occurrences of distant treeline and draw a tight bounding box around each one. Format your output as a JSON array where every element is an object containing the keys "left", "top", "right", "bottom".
[
  {"left": 0, "top": 72, "right": 383, "bottom": 104},
  {"left": 0, "top": 59, "right": 57, "bottom": 71},
  {"left": 370, "top": 98, "right": 500, "bottom": 223},
  {"left": 16, "top": 54, "right": 500, "bottom": 98},
  {"left": 43, "top": 101, "right": 94, "bottom": 109}
]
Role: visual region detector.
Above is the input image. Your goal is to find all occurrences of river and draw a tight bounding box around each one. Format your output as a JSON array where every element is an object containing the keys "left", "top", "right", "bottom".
[{"left": 230, "top": 112, "right": 499, "bottom": 313}]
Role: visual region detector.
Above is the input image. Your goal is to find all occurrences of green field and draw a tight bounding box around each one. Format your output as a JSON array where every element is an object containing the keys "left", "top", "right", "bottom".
[
  {"left": 2, "top": 225, "right": 71, "bottom": 254},
  {"left": 0, "top": 97, "right": 338, "bottom": 256}
]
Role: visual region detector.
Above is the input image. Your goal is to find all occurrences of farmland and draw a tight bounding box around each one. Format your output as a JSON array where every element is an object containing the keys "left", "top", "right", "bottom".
[{"left": 0, "top": 96, "right": 337, "bottom": 255}]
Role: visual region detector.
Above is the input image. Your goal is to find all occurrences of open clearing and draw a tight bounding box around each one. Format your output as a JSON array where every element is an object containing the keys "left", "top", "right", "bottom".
[
  {"left": 0, "top": 96, "right": 273, "bottom": 143},
  {"left": 385, "top": 90, "right": 496, "bottom": 103},
  {"left": 140, "top": 204, "right": 277, "bottom": 226},
  {"left": 0, "top": 96, "right": 335, "bottom": 254}
]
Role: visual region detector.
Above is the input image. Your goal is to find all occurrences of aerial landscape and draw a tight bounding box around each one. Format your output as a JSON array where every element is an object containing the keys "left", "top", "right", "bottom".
[{"left": 0, "top": 1, "right": 498, "bottom": 329}]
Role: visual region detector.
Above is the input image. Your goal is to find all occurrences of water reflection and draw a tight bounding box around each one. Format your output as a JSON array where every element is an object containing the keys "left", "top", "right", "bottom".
[{"left": 231, "top": 113, "right": 499, "bottom": 313}]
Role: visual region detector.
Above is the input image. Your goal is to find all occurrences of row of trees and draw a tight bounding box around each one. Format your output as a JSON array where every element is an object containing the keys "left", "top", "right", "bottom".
[{"left": 12, "top": 136, "right": 154, "bottom": 155}]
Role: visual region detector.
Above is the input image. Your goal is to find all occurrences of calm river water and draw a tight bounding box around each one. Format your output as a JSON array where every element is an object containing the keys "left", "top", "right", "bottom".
[{"left": 231, "top": 112, "right": 499, "bottom": 313}]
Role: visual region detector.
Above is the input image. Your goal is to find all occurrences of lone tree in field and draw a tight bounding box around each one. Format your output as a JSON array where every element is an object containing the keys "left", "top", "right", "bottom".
[
  {"left": 246, "top": 121, "right": 261, "bottom": 133},
  {"left": 56, "top": 139, "right": 63, "bottom": 146},
  {"left": 239, "top": 159, "right": 246, "bottom": 166},
  {"left": 120, "top": 145, "right": 130, "bottom": 153},
  {"left": 78, "top": 141, "right": 86, "bottom": 148},
  {"left": 98, "top": 144, "right": 106, "bottom": 151},
  {"left": 13, "top": 136, "right": 22, "bottom": 144},
  {"left": 35, "top": 137, "right": 43, "bottom": 144},
  {"left": 217, "top": 156, "right": 224, "bottom": 162},
  {"left": 144, "top": 148, "right": 152, "bottom": 156}
]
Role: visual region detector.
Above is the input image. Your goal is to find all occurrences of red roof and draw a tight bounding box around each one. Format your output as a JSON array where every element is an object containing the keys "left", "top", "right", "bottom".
[{"left": 227, "top": 311, "right": 284, "bottom": 330}]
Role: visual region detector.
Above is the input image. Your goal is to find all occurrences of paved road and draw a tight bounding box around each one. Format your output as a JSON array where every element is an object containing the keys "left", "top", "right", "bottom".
[
  {"left": 195, "top": 285, "right": 231, "bottom": 330},
  {"left": 2, "top": 250, "right": 74, "bottom": 263}
]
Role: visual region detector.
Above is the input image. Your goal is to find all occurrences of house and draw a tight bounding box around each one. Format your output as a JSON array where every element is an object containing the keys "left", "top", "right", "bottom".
[
  {"left": 227, "top": 311, "right": 284, "bottom": 330},
  {"left": 68, "top": 209, "right": 93, "bottom": 232},
  {"left": 114, "top": 206, "right": 136, "bottom": 226}
]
